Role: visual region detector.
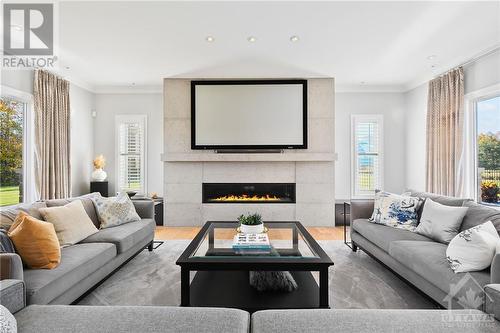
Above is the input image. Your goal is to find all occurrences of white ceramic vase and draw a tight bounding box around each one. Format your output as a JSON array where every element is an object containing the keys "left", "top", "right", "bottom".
[
  {"left": 239, "top": 223, "right": 265, "bottom": 234},
  {"left": 92, "top": 168, "right": 107, "bottom": 181}
]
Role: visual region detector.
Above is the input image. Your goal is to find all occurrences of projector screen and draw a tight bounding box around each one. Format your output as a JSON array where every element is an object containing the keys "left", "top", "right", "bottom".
[{"left": 192, "top": 80, "right": 307, "bottom": 149}]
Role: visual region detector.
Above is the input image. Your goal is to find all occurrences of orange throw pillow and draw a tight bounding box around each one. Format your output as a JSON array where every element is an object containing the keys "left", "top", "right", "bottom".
[{"left": 8, "top": 212, "right": 61, "bottom": 269}]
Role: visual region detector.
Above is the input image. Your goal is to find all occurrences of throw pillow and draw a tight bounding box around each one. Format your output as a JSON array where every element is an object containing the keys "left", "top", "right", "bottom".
[
  {"left": 0, "top": 305, "right": 17, "bottom": 333},
  {"left": 0, "top": 229, "right": 15, "bottom": 253},
  {"left": 249, "top": 271, "right": 298, "bottom": 292},
  {"left": 402, "top": 191, "right": 426, "bottom": 223},
  {"left": 45, "top": 192, "right": 102, "bottom": 228},
  {"left": 369, "top": 191, "right": 423, "bottom": 231},
  {"left": 39, "top": 200, "right": 99, "bottom": 247},
  {"left": 414, "top": 199, "right": 468, "bottom": 244},
  {"left": 0, "top": 201, "right": 47, "bottom": 230},
  {"left": 92, "top": 192, "right": 141, "bottom": 229},
  {"left": 8, "top": 212, "right": 61, "bottom": 269},
  {"left": 446, "top": 221, "right": 500, "bottom": 273}
]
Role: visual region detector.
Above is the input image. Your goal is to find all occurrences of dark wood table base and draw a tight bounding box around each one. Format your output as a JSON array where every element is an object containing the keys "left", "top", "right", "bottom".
[{"left": 181, "top": 270, "right": 329, "bottom": 312}]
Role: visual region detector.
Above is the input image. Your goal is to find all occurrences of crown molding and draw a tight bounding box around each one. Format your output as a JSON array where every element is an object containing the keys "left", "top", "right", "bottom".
[
  {"left": 93, "top": 85, "right": 163, "bottom": 94},
  {"left": 335, "top": 83, "right": 405, "bottom": 93}
]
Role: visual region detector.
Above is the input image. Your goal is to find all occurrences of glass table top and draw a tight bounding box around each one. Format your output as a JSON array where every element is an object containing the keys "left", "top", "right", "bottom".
[{"left": 189, "top": 221, "right": 320, "bottom": 259}]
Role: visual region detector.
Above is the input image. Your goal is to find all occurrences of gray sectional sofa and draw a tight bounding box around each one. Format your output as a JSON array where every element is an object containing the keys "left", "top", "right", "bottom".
[
  {"left": 1, "top": 282, "right": 499, "bottom": 333},
  {"left": 350, "top": 190, "right": 500, "bottom": 310},
  {"left": 0, "top": 195, "right": 156, "bottom": 306}
]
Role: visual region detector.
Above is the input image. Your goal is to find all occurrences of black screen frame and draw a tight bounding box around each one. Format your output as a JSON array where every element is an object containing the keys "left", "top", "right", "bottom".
[{"left": 191, "top": 79, "right": 308, "bottom": 150}]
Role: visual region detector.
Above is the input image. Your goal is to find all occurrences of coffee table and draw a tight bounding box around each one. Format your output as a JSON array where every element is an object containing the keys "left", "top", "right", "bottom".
[{"left": 176, "top": 221, "right": 334, "bottom": 312}]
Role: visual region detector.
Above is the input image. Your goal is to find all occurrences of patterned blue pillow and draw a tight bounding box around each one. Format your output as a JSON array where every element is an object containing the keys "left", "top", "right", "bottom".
[{"left": 369, "top": 191, "right": 423, "bottom": 231}]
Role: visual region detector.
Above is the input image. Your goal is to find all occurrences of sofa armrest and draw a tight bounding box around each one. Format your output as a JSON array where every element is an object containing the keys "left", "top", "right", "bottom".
[
  {"left": 484, "top": 284, "right": 500, "bottom": 321},
  {"left": 350, "top": 200, "right": 374, "bottom": 222},
  {"left": 132, "top": 200, "right": 154, "bottom": 219},
  {"left": 0, "top": 279, "right": 25, "bottom": 314},
  {"left": 0, "top": 253, "right": 23, "bottom": 281},
  {"left": 491, "top": 253, "right": 500, "bottom": 284}
]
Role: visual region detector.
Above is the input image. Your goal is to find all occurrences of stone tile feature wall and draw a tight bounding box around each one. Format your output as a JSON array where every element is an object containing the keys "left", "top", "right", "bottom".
[{"left": 163, "top": 78, "right": 335, "bottom": 226}]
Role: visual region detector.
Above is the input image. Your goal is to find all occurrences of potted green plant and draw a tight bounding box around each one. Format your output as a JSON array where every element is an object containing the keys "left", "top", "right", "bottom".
[{"left": 238, "top": 213, "right": 264, "bottom": 234}]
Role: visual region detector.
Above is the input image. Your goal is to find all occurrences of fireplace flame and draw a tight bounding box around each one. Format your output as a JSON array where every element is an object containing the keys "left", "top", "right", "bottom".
[{"left": 212, "top": 194, "right": 282, "bottom": 202}]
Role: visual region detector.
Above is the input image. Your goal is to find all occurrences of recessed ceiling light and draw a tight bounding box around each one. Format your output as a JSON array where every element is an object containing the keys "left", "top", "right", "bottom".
[
  {"left": 206, "top": 36, "right": 215, "bottom": 43},
  {"left": 290, "top": 35, "right": 299, "bottom": 42},
  {"left": 247, "top": 36, "right": 257, "bottom": 43},
  {"left": 10, "top": 24, "right": 22, "bottom": 31},
  {"left": 427, "top": 55, "right": 437, "bottom": 60}
]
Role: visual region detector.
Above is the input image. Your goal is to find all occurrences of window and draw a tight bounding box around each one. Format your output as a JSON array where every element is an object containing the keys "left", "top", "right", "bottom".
[
  {"left": 0, "top": 87, "right": 34, "bottom": 206},
  {"left": 476, "top": 94, "right": 500, "bottom": 205},
  {"left": 115, "top": 115, "right": 147, "bottom": 194},
  {"left": 351, "top": 115, "right": 383, "bottom": 198}
]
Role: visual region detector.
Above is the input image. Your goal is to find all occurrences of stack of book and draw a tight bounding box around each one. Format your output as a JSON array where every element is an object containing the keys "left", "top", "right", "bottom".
[{"left": 232, "top": 233, "right": 271, "bottom": 254}]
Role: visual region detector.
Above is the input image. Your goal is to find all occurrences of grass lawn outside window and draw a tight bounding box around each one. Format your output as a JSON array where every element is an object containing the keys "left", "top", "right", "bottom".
[{"left": 0, "top": 186, "right": 21, "bottom": 207}]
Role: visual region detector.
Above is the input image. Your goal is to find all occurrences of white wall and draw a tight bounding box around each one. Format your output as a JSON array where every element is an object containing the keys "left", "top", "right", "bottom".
[
  {"left": 94, "top": 93, "right": 163, "bottom": 196},
  {"left": 335, "top": 92, "right": 406, "bottom": 200},
  {"left": 70, "top": 85, "right": 95, "bottom": 195},
  {"left": 1, "top": 70, "right": 33, "bottom": 93},
  {"left": 1, "top": 69, "right": 95, "bottom": 197},
  {"left": 464, "top": 50, "right": 500, "bottom": 94},
  {"left": 404, "top": 49, "right": 500, "bottom": 191},
  {"left": 403, "top": 84, "right": 427, "bottom": 191}
]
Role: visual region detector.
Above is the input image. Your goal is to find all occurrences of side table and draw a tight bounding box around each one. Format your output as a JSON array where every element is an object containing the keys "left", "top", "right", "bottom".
[
  {"left": 343, "top": 201, "right": 352, "bottom": 249},
  {"left": 90, "top": 181, "right": 108, "bottom": 197}
]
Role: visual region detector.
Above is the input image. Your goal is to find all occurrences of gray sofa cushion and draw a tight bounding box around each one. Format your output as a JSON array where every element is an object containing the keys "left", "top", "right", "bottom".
[
  {"left": 0, "top": 280, "right": 25, "bottom": 314},
  {"left": 15, "top": 305, "right": 250, "bottom": 333},
  {"left": 461, "top": 201, "right": 500, "bottom": 234},
  {"left": 80, "top": 219, "right": 155, "bottom": 253},
  {"left": 252, "top": 309, "right": 500, "bottom": 333},
  {"left": 389, "top": 240, "right": 490, "bottom": 308},
  {"left": 45, "top": 195, "right": 100, "bottom": 228},
  {"left": 405, "top": 189, "right": 471, "bottom": 207},
  {"left": 352, "top": 219, "right": 433, "bottom": 252},
  {"left": 24, "top": 243, "right": 116, "bottom": 304},
  {"left": 485, "top": 284, "right": 500, "bottom": 320}
]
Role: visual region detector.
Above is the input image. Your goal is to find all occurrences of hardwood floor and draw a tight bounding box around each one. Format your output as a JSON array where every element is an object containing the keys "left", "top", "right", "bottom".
[{"left": 155, "top": 226, "right": 345, "bottom": 241}]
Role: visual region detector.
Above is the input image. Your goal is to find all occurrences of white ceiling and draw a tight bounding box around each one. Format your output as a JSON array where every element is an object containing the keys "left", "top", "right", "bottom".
[{"left": 56, "top": 1, "right": 500, "bottom": 92}]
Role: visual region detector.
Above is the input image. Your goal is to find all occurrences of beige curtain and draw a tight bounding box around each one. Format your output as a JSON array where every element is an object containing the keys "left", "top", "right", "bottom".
[
  {"left": 426, "top": 67, "right": 464, "bottom": 196},
  {"left": 34, "top": 70, "right": 71, "bottom": 200}
]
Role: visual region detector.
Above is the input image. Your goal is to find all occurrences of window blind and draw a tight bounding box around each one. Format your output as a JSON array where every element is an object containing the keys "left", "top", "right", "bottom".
[
  {"left": 116, "top": 116, "right": 146, "bottom": 193},
  {"left": 352, "top": 115, "right": 383, "bottom": 197}
]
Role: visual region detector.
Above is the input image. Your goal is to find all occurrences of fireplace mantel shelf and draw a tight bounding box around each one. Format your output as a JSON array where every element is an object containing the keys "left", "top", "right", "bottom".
[{"left": 161, "top": 152, "right": 336, "bottom": 162}]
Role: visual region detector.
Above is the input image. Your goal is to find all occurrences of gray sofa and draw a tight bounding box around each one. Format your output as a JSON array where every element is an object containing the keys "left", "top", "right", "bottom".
[
  {"left": 0, "top": 195, "right": 155, "bottom": 306},
  {"left": 1, "top": 280, "right": 499, "bottom": 332},
  {"left": 350, "top": 190, "right": 500, "bottom": 310}
]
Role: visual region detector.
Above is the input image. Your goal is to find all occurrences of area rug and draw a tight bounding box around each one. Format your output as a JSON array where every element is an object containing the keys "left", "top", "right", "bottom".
[{"left": 77, "top": 240, "right": 437, "bottom": 309}]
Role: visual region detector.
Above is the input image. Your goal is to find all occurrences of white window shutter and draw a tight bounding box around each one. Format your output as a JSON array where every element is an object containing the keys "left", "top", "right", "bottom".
[
  {"left": 115, "top": 115, "right": 147, "bottom": 194},
  {"left": 351, "top": 115, "right": 384, "bottom": 198}
]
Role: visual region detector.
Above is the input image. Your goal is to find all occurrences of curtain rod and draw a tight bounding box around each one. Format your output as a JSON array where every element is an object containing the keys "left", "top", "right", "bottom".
[{"left": 434, "top": 44, "right": 500, "bottom": 78}]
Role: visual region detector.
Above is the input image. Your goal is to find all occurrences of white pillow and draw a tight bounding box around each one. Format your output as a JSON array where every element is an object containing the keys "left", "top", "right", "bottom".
[
  {"left": 414, "top": 199, "right": 468, "bottom": 243},
  {"left": 446, "top": 221, "right": 500, "bottom": 273},
  {"left": 39, "top": 200, "right": 99, "bottom": 247},
  {"left": 92, "top": 192, "right": 141, "bottom": 229}
]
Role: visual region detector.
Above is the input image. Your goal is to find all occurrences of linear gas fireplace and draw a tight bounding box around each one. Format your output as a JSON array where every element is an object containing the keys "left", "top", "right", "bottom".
[{"left": 202, "top": 183, "right": 296, "bottom": 204}]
